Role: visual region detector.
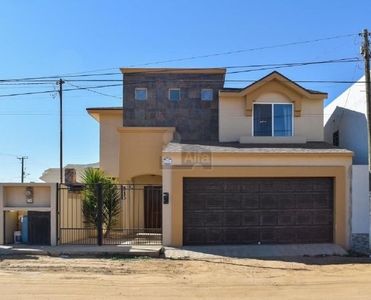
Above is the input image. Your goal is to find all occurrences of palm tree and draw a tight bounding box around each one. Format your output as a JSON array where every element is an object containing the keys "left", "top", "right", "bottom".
[{"left": 80, "top": 168, "right": 121, "bottom": 238}]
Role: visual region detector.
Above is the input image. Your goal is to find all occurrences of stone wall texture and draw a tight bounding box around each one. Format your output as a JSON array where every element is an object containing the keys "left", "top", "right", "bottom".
[
  {"left": 123, "top": 72, "right": 225, "bottom": 141},
  {"left": 351, "top": 233, "right": 369, "bottom": 250}
]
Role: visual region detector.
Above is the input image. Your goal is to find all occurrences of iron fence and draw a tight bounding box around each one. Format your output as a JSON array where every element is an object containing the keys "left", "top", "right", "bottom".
[{"left": 57, "top": 183, "right": 162, "bottom": 245}]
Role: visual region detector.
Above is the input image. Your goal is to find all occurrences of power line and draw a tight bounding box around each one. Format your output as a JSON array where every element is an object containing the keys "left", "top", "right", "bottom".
[
  {"left": 64, "top": 81, "right": 121, "bottom": 99},
  {"left": 0, "top": 33, "right": 358, "bottom": 83},
  {"left": 0, "top": 57, "right": 362, "bottom": 99},
  {"left": 125, "top": 34, "right": 358, "bottom": 67},
  {"left": 0, "top": 57, "right": 359, "bottom": 86},
  {"left": 0, "top": 84, "right": 122, "bottom": 98}
]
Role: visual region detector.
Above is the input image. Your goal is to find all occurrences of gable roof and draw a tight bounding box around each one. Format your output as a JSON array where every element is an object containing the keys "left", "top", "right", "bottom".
[{"left": 220, "top": 71, "right": 327, "bottom": 99}]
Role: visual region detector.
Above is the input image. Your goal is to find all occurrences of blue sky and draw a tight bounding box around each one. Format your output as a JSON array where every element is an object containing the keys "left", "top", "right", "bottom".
[{"left": 0, "top": 0, "right": 370, "bottom": 182}]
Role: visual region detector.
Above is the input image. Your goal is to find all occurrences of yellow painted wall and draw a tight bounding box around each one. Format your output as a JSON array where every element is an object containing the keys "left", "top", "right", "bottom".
[
  {"left": 118, "top": 127, "right": 175, "bottom": 182},
  {"left": 219, "top": 88, "right": 325, "bottom": 142},
  {"left": 99, "top": 112, "right": 122, "bottom": 178},
  {"left": 3, "top": 185, "right": 51, "bottom": 207}
]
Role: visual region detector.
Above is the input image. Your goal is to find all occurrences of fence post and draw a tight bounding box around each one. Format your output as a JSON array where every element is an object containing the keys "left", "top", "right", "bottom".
[{"left": 97, "top": 183, "right": 103, "bottom": 246}]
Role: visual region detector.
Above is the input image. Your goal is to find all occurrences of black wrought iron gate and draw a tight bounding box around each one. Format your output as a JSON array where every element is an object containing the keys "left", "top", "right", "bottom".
[{"left": 57, "top": 183, "right": 162, "bottom": 245}]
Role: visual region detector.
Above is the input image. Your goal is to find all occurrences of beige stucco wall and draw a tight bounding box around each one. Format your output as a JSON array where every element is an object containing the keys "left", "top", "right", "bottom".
[
  {"left": 219, "top": 89, "right": 325, "bottom": 142},
  {"left": 0, "top": 183, "right": 57, "bottom": 245},
  {"left": 118, "top": 127, "right": 175, "bottom": 183},
  {"left": 162, "top": 153, "right": 352, "bottom": 248},
  {"left": 99, "top": 112, "right": 122, "bottom": 178}
]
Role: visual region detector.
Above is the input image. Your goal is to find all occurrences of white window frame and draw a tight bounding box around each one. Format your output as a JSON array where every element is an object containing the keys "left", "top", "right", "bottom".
[
  {"left": 252, "top": 103, "right": 294, "bottom": 137},
  {"left": 135, "top": 88, "right": 147, "bottom": 100},
  {"left": 168, "top": 88, "right": 180, "bottom": 101},
  {"left": 201, "top": 89, "right": 213, "bottom": 101}
]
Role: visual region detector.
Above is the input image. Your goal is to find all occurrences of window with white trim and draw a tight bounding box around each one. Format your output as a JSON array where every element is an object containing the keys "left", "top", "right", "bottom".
[
  {"left": 201, "top": 89, "right": 213, "bottom": 101},
  {"left": 135, "top": 88, "right": 147, "bottom": 100},
  {"left": 168, "top": 88, "right": 180, "bottom": 100},
  {"left": 253, "top": 103, "right": 293, "bottom": 136}
]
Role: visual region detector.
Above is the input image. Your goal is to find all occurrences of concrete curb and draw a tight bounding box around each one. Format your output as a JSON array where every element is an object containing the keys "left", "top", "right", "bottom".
[{"left": 0, "top": 245, "right": 163, "bottom": 258}]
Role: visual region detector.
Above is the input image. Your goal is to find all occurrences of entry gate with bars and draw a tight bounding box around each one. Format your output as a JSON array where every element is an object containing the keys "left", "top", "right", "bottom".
[{"left": 58, "top": 183, "right": 162, "bottom": 245}]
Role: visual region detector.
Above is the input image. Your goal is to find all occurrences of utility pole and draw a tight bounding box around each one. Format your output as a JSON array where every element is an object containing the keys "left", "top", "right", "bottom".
[
  {"left": 57, "top": 79, "right": 65, "bottom": 183},
  {"left": 17, "top": 156, "right": 28, "bottom": 183},
  {"left": 361, "top": 29, "right": 371, "bottom": 172}
]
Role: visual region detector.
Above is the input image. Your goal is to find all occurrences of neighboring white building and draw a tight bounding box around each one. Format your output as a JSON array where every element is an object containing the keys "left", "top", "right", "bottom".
[
  {"left": 39, "top": 163, "right": 99, "bottom": 183},
  {"left": 324, "top": 75, "right": 370, "bottom": 250}
]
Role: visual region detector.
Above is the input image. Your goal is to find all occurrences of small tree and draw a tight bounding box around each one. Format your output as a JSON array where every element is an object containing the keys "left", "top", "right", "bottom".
[{"left": 80, "top": 168, "right": 121, "bottom": 238}]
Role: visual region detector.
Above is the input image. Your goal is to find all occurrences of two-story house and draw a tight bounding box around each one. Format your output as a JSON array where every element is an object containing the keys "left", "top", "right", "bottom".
[{"left": 88, "top": 69, "right": 353, "bottom": 249}]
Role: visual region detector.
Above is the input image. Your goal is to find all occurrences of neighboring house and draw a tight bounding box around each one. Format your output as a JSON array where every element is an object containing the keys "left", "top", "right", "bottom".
[
  {"left": 0, "top": 183, "right": 58, "bottom": 245},
  {"left": 39, "top": 163, "right": 99, "bottom": 183},
  {"left": 324, "top": 75, "right": 370, "bottom": 250},
  {"left": 88, "top": 68, "right": 353, "bottom": 249},
  {"left": 0, "top": 162, "right": 100, "bottom": 246}
]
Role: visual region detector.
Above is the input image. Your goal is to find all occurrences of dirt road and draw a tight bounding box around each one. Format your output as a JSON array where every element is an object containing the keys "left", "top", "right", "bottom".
[{"left": 1, "top": 254, "right": 371, "bottom": 299}]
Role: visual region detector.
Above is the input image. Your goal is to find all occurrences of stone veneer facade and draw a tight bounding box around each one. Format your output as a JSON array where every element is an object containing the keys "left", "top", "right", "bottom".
[{"left": 122, "top": 71, "right": 225, "bottom": 141}]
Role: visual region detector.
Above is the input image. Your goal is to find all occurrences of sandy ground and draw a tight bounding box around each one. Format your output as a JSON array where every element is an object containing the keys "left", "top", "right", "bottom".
[{"left": 1, "top": 254, "right": 371, "bottom": 299}]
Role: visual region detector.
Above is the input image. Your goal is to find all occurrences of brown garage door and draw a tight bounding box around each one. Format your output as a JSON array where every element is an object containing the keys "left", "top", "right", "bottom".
[{"left": 183, "top": 178, "right": 333, "bottom": 245}]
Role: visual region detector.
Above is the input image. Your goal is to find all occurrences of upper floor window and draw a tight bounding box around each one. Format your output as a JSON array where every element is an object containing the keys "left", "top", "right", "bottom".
[
  {"left": 253, "top": 103, "right": 293, "bottom": 136},
  {"left": 201, "top": 89, "right": 213, "bottom": 101},
  {"left": 168, "top": 88, "right": 180, "bottom": 100},
  {"left": 135, "top": 88, "right": 147, "bottom": 100}
]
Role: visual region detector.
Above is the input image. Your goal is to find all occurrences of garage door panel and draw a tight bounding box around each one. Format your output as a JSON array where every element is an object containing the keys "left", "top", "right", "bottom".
[
  {"left": 313, "top": 212, "right": 333, "bottom": 225},
  {"left": 278, "top": 180, "right": 298, "bottom": 192},
  {"left": 205, "top": 213, "right": 223, "bottom": 226},
  {"left": 205, "top": 196, "right": 223, "bottom": 209},
  {"left": 277, "top": 195, "right": 295, "bottom": 209},
  {"left": 184, "top": 194, "right": 206, "bottom": 209},
  {"left": 260, "top": 195, "right": 277, "bottom": 209},
  {"left": 295, "top": 212, "right": 313, "bottom": 225},
  {"left": 313, "top": 194, "right": 332, "bottom": 208},
  {"left": 223, "top": 196, "right": 242, "bottom": 209},
  {"left": 260, "top": 180, "right": 278, "bottom": 192},
  {"left": 204, "top": 182, "right": 224, "bottom": 193},
  {"left": 295, "top": 195, "right": 313, "bottom": 209},
  {"left": 185, "top": 229, "right": 205, "bottom": 244},
  {"left": 260, "top": 228, "right": 276, "bottom": 243},
  {"left": 205, "top": 229, "right": 223, "bottom": 244},
  {"left": 224, "top": 229, "right": 244, "bottom": 244},
  {"left": 184, "top": 180, "right": 223, "bottom": 192},
  {"left": 242, "top": 195, "right": 259, "bottom": 209},
  {"left": 242, "top": 213, "right": 259, "bottom": 226},
  {"left": 312, "top": 227, "right": 333, "bottom": 242},
  {"left": 276, "top": 228, "right": 296, "bottom": 243},
  {"left": 295, "top": 228, "right": 313, "bottom": 243},
  {"left": 278, "top": 213, "right": 295, "bottom": 225},
  {"left": 297, "top": 179, "right": 315, "bottom": 191},
  {"left": 224, "top": 180, "right": 243, "bottom": 193},
  {"left": 260, "top": 213, "right": 278, "bottom": 226},
  {"left": 224, "top": 213, "right": 242, "bottom": 226},
  {"left": 313, "top": 179, "right": 333, "bottom": 192},
  {"left": 241, "top": 229, "right": 260, "bottom": 243},
  {"left": 183, "top": 177, "right": 333, "bottom": 245},
  {"left": 240, "top": 180, "right": 260, "bottom": 193},
  {"left": 185, "top": 213, "right": 205, "bottom": 227}
]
